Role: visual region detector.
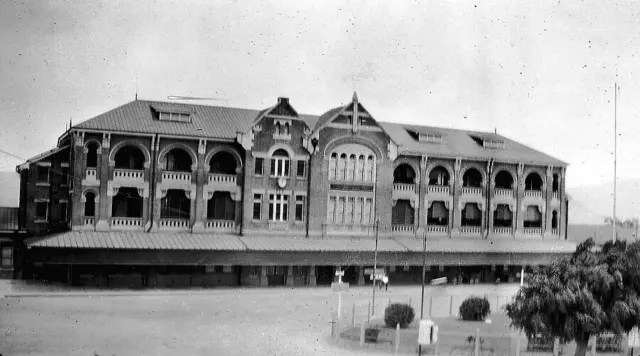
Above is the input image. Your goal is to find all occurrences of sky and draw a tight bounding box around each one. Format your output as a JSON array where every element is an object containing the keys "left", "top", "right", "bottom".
[{"left": 1, "top": 0, "right": 639, "bottom": 190}]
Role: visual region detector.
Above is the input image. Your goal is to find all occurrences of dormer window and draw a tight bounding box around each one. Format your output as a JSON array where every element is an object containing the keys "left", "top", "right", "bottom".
[
  {"left": 470, "top": 135, "right": 505, "bottom": 149},
  {"left": 483, "top": 139, "right": 505, "bottom": 149},
  {"left": 158, "top": 112, "right": 191, "bottom": 123},
  {"left": 406, "top": 130, "right": 443, "bottom": 144},
  {"left": 419, "top": 133, "right": 442, "bottom": 144}
]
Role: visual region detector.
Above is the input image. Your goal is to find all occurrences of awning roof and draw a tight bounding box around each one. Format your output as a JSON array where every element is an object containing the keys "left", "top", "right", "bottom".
[{"left": 27, "top": 231, "right": 577, "bottom": 254}]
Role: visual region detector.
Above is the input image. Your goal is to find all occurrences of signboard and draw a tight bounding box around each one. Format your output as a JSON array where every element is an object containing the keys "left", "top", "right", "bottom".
[
  {"left": 430, "top": 277, "right": 447, "bottom": 285},
  {"left": 331, "top": 282, "right": 349, "bottom": 292},
  {"left": 418, "top": 319, "right": 438, "bottom": 345},
  {"left": 628, "top": 327, "right": 640, "bottom": 347},
  {"left": 335, "top": 270, "right": 345, "bottom": 277},
  {"left": 364, "top": 268, "right": 385, "bottom": 275}
]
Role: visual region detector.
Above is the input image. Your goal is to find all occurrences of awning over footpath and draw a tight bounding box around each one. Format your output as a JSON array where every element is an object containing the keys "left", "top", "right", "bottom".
[{"left": 27, "top": 231, "right": 578, "bottom": 254}]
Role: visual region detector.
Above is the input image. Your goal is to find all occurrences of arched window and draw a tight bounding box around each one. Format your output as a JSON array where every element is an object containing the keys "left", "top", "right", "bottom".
[
  {"left": 208, "top": 191, "right": 235, "bottom": 220},
  {"left": 160, "top": 189, "right": 190, "bottom": 219},
  {"left": 427, "top": 201, "right": 448, "bottom": 225},
  {"left": 461, "top": 203, "right": 481, "bottom": 226},
  {"left": 394, "top": 164, "right": 416, "bottom": 184},
  {"left": 210, "top": 151, "right": 238, "bottom": 175},
  {"left": 365, "top": 155, "right": 375, "bottom": 182},
  {"left": 524, "top": 205, "right": 542, "bottom": 228},
  {"left": 84, "top": 192, "right": 96, "bottom": 217},
  {"left": 525, "top": 173, "right": 543, "bottom": 191},
  {"left": 552, "top": 210, "right": 558, "bottom": 229},
  {"left": 462, "top": 168, "right": 482, "bottom": 188},
  {"left": 86, "top": 142, "right": 99, "bottom": 168},
  {"left": 493, "top": 204, "right": 512, "bottom": 227},
  {"left": 494, "top": 171, "right": 514, "bottom": 189},
  {"left": 337, "top": 153, "right": 347, "bottom": 180},
  {"left": 428, "top": 166, "right": 449, "bottom": 186},
  {"left": 347, "top": 154, "right": 356, "bottom": 180},
  {"left": 114, "top": 145, "right": 145, "bottom": 170},
  {"left": 552, "top": 174, "right": 559, "bottom": 193},
  {"left": 112, "top": 187, "right": 143, "bottom": 218},
  {"left": 270, "top": 149, "right": 290, "bottom": 177},
  {"left": 356, "top": 155, "right": 365, "bottom": 181},
  {"left": 329, "top": 153, "right": 337, "bottom": 180},
  {"left": 164, "top": 148, "right": 192, "bottom": 172}
]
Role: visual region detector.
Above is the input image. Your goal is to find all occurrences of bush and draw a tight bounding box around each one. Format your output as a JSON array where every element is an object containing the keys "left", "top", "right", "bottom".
[
  {"left": 459, "top": 296, "right": 491, "bottom": 321},
  {"left": 384, "top": 303, "right": 415, "bottom": 328}
]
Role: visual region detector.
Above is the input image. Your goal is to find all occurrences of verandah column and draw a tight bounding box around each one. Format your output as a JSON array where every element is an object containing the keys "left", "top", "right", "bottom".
[
  {"left": 287, "top": 265, "right": 294, "bottom": 287},
  {"left": 308, "top": 265, "right": 317, "bottom": 286}
]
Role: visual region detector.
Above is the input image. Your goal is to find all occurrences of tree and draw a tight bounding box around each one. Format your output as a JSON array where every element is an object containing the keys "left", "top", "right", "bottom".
[{"left": 505, "top": 238, "right": 640, "bottom": 356}]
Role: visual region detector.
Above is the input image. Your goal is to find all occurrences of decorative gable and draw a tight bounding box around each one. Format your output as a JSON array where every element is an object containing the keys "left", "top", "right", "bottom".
[{"left": 269, "top": 97, "right": 298, "bottom": 118}]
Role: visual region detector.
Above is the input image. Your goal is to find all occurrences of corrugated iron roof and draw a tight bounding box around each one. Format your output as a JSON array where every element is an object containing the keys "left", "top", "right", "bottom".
[
  {"left": 380, "top": 122, "right": 567, "bottom": 166},
  {"left": 26, "top": 231, "right": 577, "bottom": 254},
  {"left": 17, "top": 145, "right": 70, "bottom": 171},
  {"left": 395, "top": 236, "right": 577, "bottom": 254},
  {"left": 70, "top": 99, "right": 566, "bottom": 166},
  {"left": 27, "top": 231, "right": 246, "bottom": 251},
  {"left": 240, "top": 236, "right": 409, "bottom": 252}
]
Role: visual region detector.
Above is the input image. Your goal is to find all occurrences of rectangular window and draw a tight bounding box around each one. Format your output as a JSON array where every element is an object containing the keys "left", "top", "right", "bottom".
[
  {"left": 59, "top": 202, "right": 68, "bottom": 222},
  {"left": 35, "top": 202, "right": 48, "bottom": 220},
  {"left": 223, "top": 265, "right": 233, "bottom": 273},
  {"left": 328, "top": 196, "right": 336, "bottom": 223},
  {"left": 252, "top": 194, "right": 262, "bottom": 220},
  {"left": 254, "top": 158, "right": 264, "bottom": 176},
  {"left": 296, "top": 160, "right": 306, "bottom": 178},
  {"left": 60, "top": 167, "right": 69, "bottom": 186},
  {"left": 37, "top": 166, "right": 50, "bottom": 182},
  {"left": 1, "top": 247, "right": 12, "bottom": 268},
  {"left": 345, "top": 197, "right": 354, "bottom": 224},
  {"left": 354, "top": 197, "right": 363, "bottom": 225},
  {"left": 363, "top": 198, "right": 372, "bottom": 224},
  {"left": 336, "top": 197, "right": 345, "bottom": 224},
  {"left": 295, "top": 195, "right": 305, "bottom": 222},
  {"left": 270, "top": 158, "right": 290, "bottom": 177},
  {"left": 269, "top": 194, "right": 289, "bottom": 221}
]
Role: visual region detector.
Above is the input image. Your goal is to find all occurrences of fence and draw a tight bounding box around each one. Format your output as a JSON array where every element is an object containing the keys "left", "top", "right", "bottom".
[{"left": 329, "top": 294, "right": 632, "bottom": 356}]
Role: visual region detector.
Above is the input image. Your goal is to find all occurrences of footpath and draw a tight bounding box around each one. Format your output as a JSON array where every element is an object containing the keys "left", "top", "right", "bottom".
[{"left": 1, "top": 279, "right": 521, "bottom": 299}]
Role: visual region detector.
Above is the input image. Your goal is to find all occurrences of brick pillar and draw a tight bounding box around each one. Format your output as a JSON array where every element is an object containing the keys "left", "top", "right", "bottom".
[
  {"left": 287, "top": 265, "right": 294, "bottom": 287},
  {"left": 418, "top": 155, "right": 428, "bottom": 230},
  {"left": 515, "top": 163, "right": 525, "bottom": 236},
  {"left": 96, "top": 133, "right": 111, "bottom": 231},
  {"left": 193, "top": 140, "right": 207, "bottom": 233},
  {"left": 543, "top": 166, "right": 553, "bottom": 238},
  {"left": 260, "top": 266, "right": 268, "bottom": 287},
  {"left": 451, "top": 159, "right": 461, "bottom": 236},
  {"left": 71, "top": 133, "right": 85, "bottom": 229},
  {"left": 308, "top": 265, "right": 316, "bottom": 286},
  {"left": 358, "top": 266, "right": 365, "bottom": 285}
]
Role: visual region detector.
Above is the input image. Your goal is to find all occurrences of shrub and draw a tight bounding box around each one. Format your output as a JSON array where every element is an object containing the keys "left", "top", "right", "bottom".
[
  {"left": 384, "top": 303, "right": 415, "bottom": 328},
  {"left": 459, "top": 296, "right": 491, "bottom": 321}
]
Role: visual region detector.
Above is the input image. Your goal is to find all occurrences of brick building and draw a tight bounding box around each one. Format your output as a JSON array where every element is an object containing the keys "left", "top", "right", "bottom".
[{"left": 17, "top": 94, "right": 576, "bottom": 288}]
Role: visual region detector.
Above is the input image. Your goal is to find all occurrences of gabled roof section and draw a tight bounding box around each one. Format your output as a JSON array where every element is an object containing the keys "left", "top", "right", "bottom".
[
  {"left": 74, "top": 100, "right": 261, "bottom": 140},
  {"left": 313, "top": 105, "right": 346, "bottom": 131},
  {"left": 17, "top": 145, "right": 69, "bottom": 171},
  {"left": 380, "top": 122, "right": 567, "bottom": 166},
  {"left": 250, "top": 97, "right": 318, "bottom": 126}
]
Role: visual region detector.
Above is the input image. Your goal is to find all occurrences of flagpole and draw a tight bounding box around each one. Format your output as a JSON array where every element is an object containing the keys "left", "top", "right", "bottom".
[{"left": 613, "top": 82, "right": 618, "bottom": 243}]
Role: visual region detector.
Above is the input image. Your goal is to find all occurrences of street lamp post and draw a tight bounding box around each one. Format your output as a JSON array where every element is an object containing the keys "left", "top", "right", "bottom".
[
  {"left": 418, "top": 230, "right": 427, "bottom": 356},
  {"left": 371, "top": 219, "right": 380, "bottom": 318}
]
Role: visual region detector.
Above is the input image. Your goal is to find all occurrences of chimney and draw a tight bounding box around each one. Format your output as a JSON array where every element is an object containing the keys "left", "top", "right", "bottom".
[{"left": 278, "top": 97, "right": 289, "bottom": 105}]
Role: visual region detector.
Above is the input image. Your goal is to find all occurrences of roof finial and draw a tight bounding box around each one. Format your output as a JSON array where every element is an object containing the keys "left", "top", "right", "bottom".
[
  {"left": 69, "top": 118, "right": 72, "bottom": 129},
  {"left": 352, "top": 91, "right": 359, "bottom": 103}
]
